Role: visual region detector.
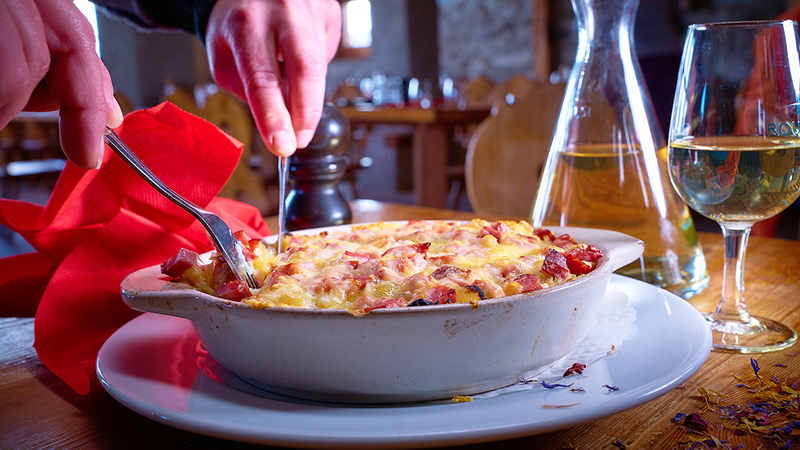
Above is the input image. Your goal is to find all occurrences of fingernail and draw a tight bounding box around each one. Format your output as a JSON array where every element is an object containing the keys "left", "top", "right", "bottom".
[
  {"left": 107, "top": 96, "right": 124, "bottom": 128},
  {"left": 296, "top": 129, "right": 315, "bottom": 149},
  {"left": 93, "top": 140, "right": 104, "bottom": 170},
  {"left": 270, "top": 130, "right": 296, "bottom": 156}
]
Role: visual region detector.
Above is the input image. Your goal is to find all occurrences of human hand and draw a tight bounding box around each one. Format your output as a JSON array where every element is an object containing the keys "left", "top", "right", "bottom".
[
  {"left": 0, "top": 0, "right": 124, "bottom": 170},
  {"left": 205, "top": 0, "right": 341, "bottom": 157}
]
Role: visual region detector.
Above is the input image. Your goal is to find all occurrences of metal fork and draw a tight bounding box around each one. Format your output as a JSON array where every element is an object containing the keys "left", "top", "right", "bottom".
[{"left": 103, "top": 127, "right": 259, "bottom": 290}]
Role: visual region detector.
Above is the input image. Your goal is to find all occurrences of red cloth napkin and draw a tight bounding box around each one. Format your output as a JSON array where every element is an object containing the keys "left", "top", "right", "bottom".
[{"left": 0, "top": 102, "right": 271, "bottom": 394}]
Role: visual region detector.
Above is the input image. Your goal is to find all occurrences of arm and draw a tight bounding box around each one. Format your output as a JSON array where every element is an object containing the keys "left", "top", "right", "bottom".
[{"left": 96, "top": 0, "right": 342, "bottom": 157}]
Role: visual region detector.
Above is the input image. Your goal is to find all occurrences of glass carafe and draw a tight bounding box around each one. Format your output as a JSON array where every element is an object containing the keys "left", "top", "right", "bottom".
[{"left": 530, "top": 0, "right": 709, "bottom": 298}]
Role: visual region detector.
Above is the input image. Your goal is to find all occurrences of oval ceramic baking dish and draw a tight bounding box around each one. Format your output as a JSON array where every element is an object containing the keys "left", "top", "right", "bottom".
[{"left": 120, "top": 223, "right": 643, "bottom": 403}]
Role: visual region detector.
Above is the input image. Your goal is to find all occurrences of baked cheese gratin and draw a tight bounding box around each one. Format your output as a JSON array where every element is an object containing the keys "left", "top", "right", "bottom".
[{"left": 161, "top": 220, "right": 603, "bottom": 313}]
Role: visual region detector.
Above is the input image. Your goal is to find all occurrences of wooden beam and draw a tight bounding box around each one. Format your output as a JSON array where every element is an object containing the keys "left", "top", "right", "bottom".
[{"left": 531, "top": 0, "right": 551, "bottom": 82}]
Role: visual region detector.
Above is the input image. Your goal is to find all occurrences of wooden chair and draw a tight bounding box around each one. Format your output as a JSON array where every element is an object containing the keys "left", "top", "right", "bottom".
[
  {"left": 331, "top": 80, "right": 374, "bottom": 198},
  {"left": 447, "top": 74, "right": 534, "bottom": 208},
  {"left": 340, "top": 125, "right": 373, "bottom": 200},
  {"left": 462, "top": 76, "right": 495, "bottom": 108},
  {"left": 114, "top": 91, "right": 135, "bottom": 116},
  {"left": 201, "top": 88, "right": 273, "bottom": 215},
  {"left": 0, "top": 113, "right": 66, "bottom": 239},
  {"left": 331, "top": 78, "right": 364, "bottom": 107},
  {"left": 465, "top": 82, "right": 566, "bottom": 217},
  {"left": 443, "top": 76, "right": 497, "bottom": 209},
  {"left": 9, "top": 113, "right": 63, "bottom": 183},
  {"left": 488, "top": 74, "right": 534, "bottom": 110},
  {"left": 160, "top": 80, "right": 200, "bottom": 116}
]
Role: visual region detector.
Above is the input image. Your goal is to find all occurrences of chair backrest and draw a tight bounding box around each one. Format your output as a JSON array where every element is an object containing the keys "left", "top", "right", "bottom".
[
  {"left": 462, "top": 76, "right": 495, "bottom": 108},
  {"left": 465, "top": 81, "right": 566, "bottom": 217},
  {"left": 332, "top": 78, "right": 363, "bottom": 107},
  {"left": 114, "top": 91, "right": 135, "bottom": 116},
  {"left": 202, "top": 89, "right": 253, "bottom": 150},
  {"left": 201, "top": 88, "right": 273, "bottom": 214},
  {"left": 488, "top": 74, "right": 534, "bottom": 109},
  {"left": 161, "top": 81, "right": 200, "bottom": 116}
]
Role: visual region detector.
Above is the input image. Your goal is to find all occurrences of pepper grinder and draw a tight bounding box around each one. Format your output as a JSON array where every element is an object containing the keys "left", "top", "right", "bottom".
[{"left": 285, "top": 103, "right": 353, "bottom": 231}]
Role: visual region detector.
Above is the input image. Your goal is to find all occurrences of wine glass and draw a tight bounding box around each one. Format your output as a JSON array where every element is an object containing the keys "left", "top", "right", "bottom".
[{"left": 668, "top": 20, "right": 800, "bottom": 353}]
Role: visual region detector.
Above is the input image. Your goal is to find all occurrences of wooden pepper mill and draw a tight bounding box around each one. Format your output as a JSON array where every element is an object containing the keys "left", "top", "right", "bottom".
[{"left": 285, "top": 103, "right": 353, "bottom": 231}]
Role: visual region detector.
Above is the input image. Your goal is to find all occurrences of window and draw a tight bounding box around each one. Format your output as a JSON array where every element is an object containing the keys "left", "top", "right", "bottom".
[
  {"left": 337, "top": 0, "right": 372, "bottom": 59},
  {"left": 74, "top": 0, "right": 100, "bottom": 56}
]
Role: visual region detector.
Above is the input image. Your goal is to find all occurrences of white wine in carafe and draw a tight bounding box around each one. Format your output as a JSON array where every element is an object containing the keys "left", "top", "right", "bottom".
[
  {"left": 531, "top": 0, "right": 708, "bottom": 298},
  {"left": 536, "top": 144, "right": 707, "bottom": 296}
]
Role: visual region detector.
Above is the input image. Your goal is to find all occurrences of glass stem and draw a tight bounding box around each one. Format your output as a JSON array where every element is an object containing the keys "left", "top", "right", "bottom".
[{"left": 714, "top": 224, "right": 751, "bottom": 323}]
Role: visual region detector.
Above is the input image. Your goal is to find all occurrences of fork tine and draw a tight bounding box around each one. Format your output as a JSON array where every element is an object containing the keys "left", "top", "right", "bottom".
[
  {"left": 104, "top": 127, "right": 259, "bottom": 290},
  {"left": 201, "top": 212, "right": 259, "bottom": 290},
  {"left": 245, "top": 273, "right": 259, "bottom": 289}
]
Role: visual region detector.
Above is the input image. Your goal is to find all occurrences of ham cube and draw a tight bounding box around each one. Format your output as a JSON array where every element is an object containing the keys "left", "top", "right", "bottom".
[{"left": 161, "top": 248, "right": 199, "bottom": 278}]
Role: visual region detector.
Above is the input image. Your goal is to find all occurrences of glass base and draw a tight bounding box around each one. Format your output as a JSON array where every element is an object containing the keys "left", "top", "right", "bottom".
[
  {"left": 616, "top": 252, "right": 709, "bottom": 300},
  {"left": 704, "top": 313, "right": 798, "bottom": 353},
  {"left": 665, "top": 273, "right": 709, "bottom": 300}
]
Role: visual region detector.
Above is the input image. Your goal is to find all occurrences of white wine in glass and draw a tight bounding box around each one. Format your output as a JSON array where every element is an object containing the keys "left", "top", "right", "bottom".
[{"left": 668, "top": 21, "right": 800, "bottom": 353}]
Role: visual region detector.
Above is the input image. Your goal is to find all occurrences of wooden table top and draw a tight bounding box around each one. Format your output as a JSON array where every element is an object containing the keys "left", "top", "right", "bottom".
[{"left": 3, "top": 199, "right": 800, "bottom": 449}]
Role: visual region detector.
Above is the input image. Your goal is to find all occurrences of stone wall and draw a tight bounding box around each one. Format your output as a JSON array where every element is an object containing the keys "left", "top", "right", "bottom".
[
  {"left": 328, "top": 0, "right": 793, "bottom": 96},
  {"left": 437, "top": 0, "right": 534, "bottom": 81}
]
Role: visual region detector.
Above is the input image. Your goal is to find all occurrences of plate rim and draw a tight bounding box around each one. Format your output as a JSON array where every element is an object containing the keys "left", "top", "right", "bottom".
[{"left": 97, "top": 274, "right": 712, "bottom": 449}]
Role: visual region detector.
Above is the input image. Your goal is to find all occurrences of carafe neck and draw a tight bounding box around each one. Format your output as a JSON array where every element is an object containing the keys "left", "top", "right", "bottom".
[{"left": 573, "top": 0, "right": 637, "bottom": 55}]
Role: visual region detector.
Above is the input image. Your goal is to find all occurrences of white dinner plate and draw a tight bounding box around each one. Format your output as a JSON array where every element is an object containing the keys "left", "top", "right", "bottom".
[{"left": 97, "top": 275, "right": 711, "bottom": 449}]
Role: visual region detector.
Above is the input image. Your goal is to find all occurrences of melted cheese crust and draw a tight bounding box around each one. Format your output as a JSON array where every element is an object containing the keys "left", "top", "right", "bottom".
[{"left": 245, "top": 220, "right": 602, "bottom": 313}]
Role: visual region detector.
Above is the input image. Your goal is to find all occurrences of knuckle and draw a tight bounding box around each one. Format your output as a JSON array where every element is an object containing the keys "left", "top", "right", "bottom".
[
  {"left": 227, "top": 4, "right": 250, "bottom": 25},
  {"left": 293, "top": 57, "right": 327, "bottom": 80},
  {"left": 293, "top": 105, "right": 323, "bottom": 127},
  {"left": 1, "top": 60, "right": 45, "bottom": 98},
  {"left": 243, "top": 70, "right": 283, "bottom": 94}
]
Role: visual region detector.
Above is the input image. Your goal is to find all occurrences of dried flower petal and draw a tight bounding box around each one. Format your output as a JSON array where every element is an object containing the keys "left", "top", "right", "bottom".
[
  {"left": 452, "top": 395, "right": 472, "bottom": 403},
  {"left": 612, "top": 438, "right": 630, "bottom": 449},
  {"left": 698, "top": 387, "right": 725, "bottom": 413},
  {"left": 563, "top": 362, "right": 587, "bottom": 377},
  {"left": 541, "top": 403, "right": 581, "bottom": 408},
  {"left": 751, "top": 357, "right": 761, "bottom": 382},
  {"left": 541, "top": 380, "right": 573, "bottom": 389},
  {"left": 603, "top": 384, "right": 619, "bottom": 391},
  {"left": 672, "top": 360, "right": 800, "bottom": 448},
  {"left": 684, "top": 413, "right": 710, "bottom": 431}
]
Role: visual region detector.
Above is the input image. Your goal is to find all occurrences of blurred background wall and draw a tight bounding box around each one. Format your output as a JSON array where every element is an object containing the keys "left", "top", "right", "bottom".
[
  {"left": 89, "top": 0, "right": 796, "bottom": 213},
  {"left": 96, "top": 0, "right": 793, "bottom": 110}
]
